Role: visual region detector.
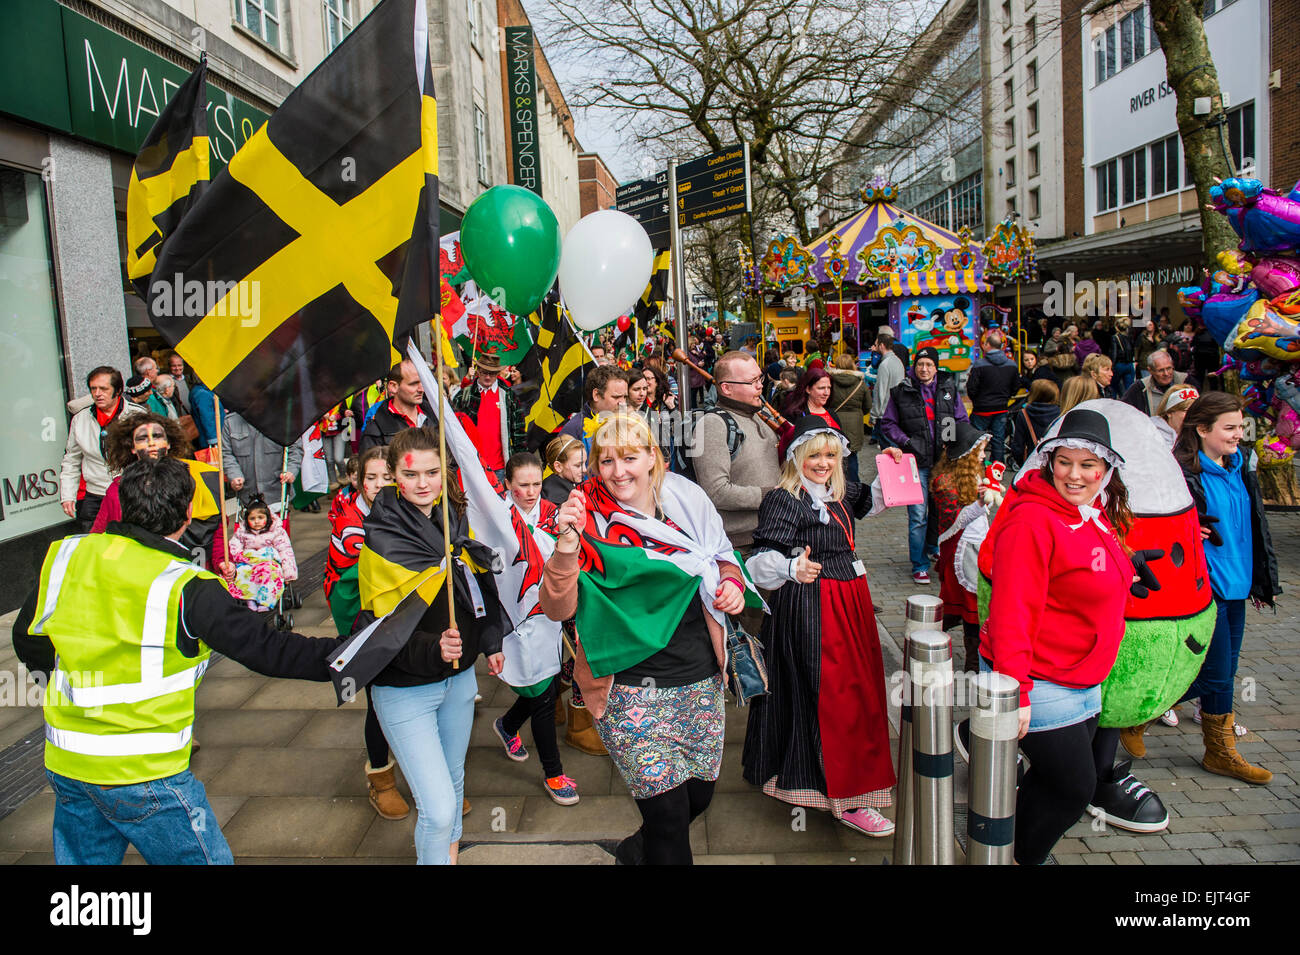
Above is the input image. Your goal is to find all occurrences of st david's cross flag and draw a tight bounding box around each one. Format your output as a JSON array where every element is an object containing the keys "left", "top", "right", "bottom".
[{"left": 141, "top": 0, "right": 441, "bottom": 447}]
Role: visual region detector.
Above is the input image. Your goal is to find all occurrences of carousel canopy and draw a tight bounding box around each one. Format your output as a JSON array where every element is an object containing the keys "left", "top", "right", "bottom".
[{"left": 804, "top": 176, "right": 990, "bottom": 298}]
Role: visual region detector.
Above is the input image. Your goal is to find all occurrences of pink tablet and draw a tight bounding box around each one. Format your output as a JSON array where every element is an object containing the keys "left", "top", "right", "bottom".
[{"left": 875, "top": 452, "right": 926, "bottom": 507}]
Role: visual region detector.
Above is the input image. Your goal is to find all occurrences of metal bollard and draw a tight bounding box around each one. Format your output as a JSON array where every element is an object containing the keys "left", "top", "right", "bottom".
[
  {"left": 966, "top": 671, "right": 1020, "bottom": 865},
  {"left": 909, "top": 628, "right": 955, "bottom": 865},
  {"left": 893, "top": 595, "right": 943, "bottom": 866}
]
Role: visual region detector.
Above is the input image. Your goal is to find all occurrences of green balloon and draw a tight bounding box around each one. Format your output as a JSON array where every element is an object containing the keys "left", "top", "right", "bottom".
[{"left": 459, "top": 185, "right": 561, "bottom": 316}]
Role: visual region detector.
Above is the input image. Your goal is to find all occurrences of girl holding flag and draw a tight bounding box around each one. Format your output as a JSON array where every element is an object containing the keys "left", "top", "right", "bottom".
[{"left": 541, "top": 411, "right": 754, "bottom": 865}]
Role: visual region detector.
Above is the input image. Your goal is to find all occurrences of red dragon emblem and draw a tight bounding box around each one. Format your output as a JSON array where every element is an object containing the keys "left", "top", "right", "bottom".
[
  {"left": 575, "top": 478, "right": 688, "bottom": 575},
  {"left": 506, "top": 498, "right": 556, "bottom": 620}
]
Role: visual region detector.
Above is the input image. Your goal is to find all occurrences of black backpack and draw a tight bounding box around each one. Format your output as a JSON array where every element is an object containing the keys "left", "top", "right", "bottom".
[{"left": 675, "top": 407, "right": 743, "bottom": 482}]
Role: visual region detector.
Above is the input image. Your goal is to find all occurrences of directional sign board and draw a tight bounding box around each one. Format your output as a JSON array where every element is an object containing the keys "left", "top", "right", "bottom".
[
  {"left": 674, "top": 145, "right": 748, "bottom": 227},
  {"left": 616, "top": 172, "right": 669, "bottom": 248}
]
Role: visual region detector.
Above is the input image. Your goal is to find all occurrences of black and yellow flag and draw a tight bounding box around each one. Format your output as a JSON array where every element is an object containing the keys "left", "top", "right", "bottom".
[
  {"left": 147, "top": 0, "right": 440, "bottom": 446},
  {"left": 126, "top": 58, "right": 210, "bottom": 297},
  {"left": 633, "top": 248, "right": 671, "bottom": 329},
  {"left": 525, "top": 302, "right": 593, "bottom": 451}
]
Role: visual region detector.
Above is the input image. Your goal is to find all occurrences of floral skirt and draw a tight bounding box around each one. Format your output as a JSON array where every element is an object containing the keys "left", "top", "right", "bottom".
[
  {"left": 228, "top": 545, "right": 285, "bottom": 609},
  {"left": 595, "top": 674, "right": 725, "bottom": 800}
]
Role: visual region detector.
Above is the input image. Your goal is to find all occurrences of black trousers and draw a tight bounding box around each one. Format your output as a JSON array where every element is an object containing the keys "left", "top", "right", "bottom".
[
  {"left": 501, "top": 678, "right": 563, "bottom": 779},
  {"left": 75, "top": 493, "right": 103, "bottom": 534},
  {"left": 1015, "top": 715, "right": 1118, "bottom": 865},
  {"left": 363, "top": 688, "right": 389, "bottom": 769},
  {"left": 634, "top": 778, "right": 716, "bottom": 865}
]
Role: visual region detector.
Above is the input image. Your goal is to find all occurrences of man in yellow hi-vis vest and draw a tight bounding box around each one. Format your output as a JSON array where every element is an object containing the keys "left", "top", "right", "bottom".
[{"left": 13, "top": 457, "right": 345, "bottom": 864}]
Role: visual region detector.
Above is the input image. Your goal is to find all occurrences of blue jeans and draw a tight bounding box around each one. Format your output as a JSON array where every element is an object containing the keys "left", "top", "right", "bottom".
[
  {"left": 371, "top": 669, "right": 478, "bottom": 865},
  {"left": 971, "top": 413, "right": 1008, "bottom": 463},
  {"left": 46, "top": 768, "right": 232, "bottom": 865},
  {"left": 1114, "top": 362, "right": 1135, "bottom": 396},
  {"left": 1179, "top": 597, "right": 1246, "bottom": 714},
  {"left": 907, "top": 466, "right": 932, "bottom": 574},
  {"left": 845, "top": 449, "right": 860, "bottom": 483}
]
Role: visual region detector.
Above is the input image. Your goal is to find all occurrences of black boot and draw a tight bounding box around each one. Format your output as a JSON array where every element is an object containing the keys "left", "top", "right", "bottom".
[
  {"left": 1085, "top": 759, "right": 1168, "bottom": 833},
  {"left": 615, "top": 828, "right": 646, "bottom": 865}
]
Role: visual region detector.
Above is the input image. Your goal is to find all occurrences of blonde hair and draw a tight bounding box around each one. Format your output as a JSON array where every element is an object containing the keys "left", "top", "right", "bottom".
[
  {"left": 1058, "top": 375, "right": 1101, "bottom": 415},
  {"left": 1081, "top": 353, "right": 1113, "bottom": 381},
  {"left": 777, "top": 432, "right": 847, "bottom": 502},
  {"left": 545, "top": 434, "right": 584, "bottom": 472},
  {"left": 588, "top": 410, "right": 667, "bottom": 499}
]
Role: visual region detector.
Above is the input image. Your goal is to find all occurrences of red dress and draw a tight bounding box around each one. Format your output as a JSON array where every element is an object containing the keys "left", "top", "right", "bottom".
[{"left": 931, "top": 473, "right": 979, "bottom": 626}]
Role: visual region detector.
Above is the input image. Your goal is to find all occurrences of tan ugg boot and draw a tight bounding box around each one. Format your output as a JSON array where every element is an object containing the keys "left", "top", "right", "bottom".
[
  {"left": 564, "top": 701, "right": 607, "bottom": 756},
  {"left": 1200, "top": 712, "right": 1272, "bottom": 785},
  {"left": 1119, "top": 722, "right": 1147, "bottom": 759},
  {"left": 366, "top": 761, "right": 411, "bottom": 820}
]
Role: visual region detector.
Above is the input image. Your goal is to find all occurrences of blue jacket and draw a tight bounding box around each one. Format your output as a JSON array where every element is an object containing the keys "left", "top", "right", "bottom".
[
  {"left": 1196, "top": 450, "right": 1253, "bottom": 600},
  {"left": 188, "top": 382, "right": 223, "bottom": 449}
]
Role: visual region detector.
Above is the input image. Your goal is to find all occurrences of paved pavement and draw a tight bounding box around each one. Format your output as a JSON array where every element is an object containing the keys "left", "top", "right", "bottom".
[{"left": 1, "top": 452, "right": 1297, "bottom": 864}]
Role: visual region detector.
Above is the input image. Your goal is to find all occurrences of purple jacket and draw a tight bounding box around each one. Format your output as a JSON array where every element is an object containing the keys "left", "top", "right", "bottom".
[{"left": 1074, "top": 339, "right": 1101, "bottom": 366}]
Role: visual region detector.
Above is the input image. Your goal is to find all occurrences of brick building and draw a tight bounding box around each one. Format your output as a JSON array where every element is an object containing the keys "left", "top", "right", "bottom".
[{"left": 578, "top": 151, "right": 616, "bottom": 215}]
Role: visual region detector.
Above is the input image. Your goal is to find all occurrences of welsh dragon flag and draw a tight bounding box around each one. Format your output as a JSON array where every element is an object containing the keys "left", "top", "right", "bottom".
[
  {"left": 438, "top": 232, "right": 533, "bottom": 364},
  {"left": 572, "top": 472, "right": 763, "bottom": 678},
  {"left": 410, "top": 342, "right": 562, "bottom": 688}
]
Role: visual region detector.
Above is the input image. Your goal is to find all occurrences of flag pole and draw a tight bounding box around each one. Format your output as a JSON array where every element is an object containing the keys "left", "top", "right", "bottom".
[
  {"left": 433, "top": 328, "right": 459, "bottom": 670},
  {"left": 214, "top": 395, "right": 230, "bottom": 582}
]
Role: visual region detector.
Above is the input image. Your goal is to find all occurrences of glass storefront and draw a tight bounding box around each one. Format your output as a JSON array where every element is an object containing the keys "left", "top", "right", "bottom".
[{"left": 0, "top": 164, "right": 70, "bottom": 543}]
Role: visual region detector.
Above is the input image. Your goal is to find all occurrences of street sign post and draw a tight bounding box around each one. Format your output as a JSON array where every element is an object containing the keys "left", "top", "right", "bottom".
[{"left": 615, "top": 173, "right": 669, "bottom": 249}]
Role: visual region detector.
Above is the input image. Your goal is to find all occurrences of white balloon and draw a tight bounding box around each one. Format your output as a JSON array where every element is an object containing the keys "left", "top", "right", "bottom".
[{"left": 559, "top": 210, "right": 654, "bottom": 331}]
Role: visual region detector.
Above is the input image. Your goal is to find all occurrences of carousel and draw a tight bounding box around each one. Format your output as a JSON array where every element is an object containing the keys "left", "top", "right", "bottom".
[{"left": 750, "top": 175, "right": 1037, "bottom": 372}]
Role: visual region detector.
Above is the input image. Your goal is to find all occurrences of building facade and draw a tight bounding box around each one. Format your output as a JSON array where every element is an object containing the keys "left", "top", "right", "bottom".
[
  {"left": 578, "top": 151, "right": 616, "bottom": 215},
  {"left": 1039, "top": 0, "right": 1272, "bottom": 323},
  {"left": 0, "top": 0, "right": 509, "bottom": 609}
]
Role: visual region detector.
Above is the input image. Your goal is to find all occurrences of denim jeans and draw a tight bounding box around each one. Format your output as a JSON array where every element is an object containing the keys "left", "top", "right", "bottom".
[
  {"left": 371, "top": 669, "right": 478, "bottom": 865},
  {"left": 1179, "top": 597, "right": 1246, "bottom": 714},
  {"left": 906, "top": 466, "right": 931, "bottom": 573},
  {"left": 1114, "top": 362, "right": 1136, "bottom": 396},
  {"left": 46, "top": 768, "right": 232, "bottom": 865},
  {"left": 971, "top": 413, "right": 1008, "bottom": 463},
  {"left": 844, "top": 449, "right": 860, "bottom": 483}
]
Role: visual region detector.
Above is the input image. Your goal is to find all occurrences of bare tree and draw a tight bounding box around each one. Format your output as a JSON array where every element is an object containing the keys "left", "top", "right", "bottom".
[{"left": 537, "top": 0, "right": 943, "bottom": 244}]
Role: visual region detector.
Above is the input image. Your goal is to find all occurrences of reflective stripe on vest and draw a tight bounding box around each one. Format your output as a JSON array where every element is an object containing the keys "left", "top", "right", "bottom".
[
  {"left": 52, "top": 658, "right": 210, "bottom": 708},
  {"left": 46, "top": 723, "right": 192, "bottom": 757},
  {"left": 32, "top": 536, "right": 83, "bottom": 635}
]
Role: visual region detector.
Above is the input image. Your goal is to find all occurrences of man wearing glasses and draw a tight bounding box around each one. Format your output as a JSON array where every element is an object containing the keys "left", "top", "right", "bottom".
[{"left": 691, "top": 351, "right": 781, "bottom": 632}]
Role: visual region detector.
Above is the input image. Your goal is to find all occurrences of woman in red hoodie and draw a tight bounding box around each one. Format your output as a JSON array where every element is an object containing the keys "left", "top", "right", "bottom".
[{"left": 981, "top": 408, "right": 1151, "bottom": 865}]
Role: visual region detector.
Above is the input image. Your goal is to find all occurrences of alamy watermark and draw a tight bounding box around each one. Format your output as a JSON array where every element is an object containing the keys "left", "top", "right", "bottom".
[
  {"left": 149, "top": 274, "right": 261, "bottom": 326},
  {"left": 1042, "top": 275, "right": 1152, "bottom": 323}
]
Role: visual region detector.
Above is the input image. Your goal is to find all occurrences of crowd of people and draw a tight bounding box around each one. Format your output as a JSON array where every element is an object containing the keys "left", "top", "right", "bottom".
[{"left": 13, "top": 306, "right": 1277, "bottom": 866}]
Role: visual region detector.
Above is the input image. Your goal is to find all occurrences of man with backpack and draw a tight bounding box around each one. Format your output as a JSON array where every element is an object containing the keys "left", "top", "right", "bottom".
[{"left": 689, "top": 352, "right": 781, "bottom": 632}]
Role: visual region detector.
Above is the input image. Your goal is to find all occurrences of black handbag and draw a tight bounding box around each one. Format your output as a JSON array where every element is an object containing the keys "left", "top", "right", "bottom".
[{"left": 725, "top": 617, "right": 769, "bottom": 705}]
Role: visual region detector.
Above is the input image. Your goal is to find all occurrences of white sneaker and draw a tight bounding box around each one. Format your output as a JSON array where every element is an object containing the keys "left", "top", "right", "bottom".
[{"left": 1159, "top": 707, "right": 1179, "bottom": 727}]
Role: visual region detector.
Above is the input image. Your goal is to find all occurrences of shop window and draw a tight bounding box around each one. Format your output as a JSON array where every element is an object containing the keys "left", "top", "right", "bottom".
[
  {"left": 236, "top": 0, "right": 282, "bottom": 51},
  {"left": 1096, "top": 158, "right": 1118, "bottom": 212},
  {"left": 0, "top": 166, "right": 71, "bottom": 543}
]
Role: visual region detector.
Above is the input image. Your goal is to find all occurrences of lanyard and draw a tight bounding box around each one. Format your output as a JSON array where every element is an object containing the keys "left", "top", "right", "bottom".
[{"left": 825, "top": 500, "right": 854, "bottom": 552}]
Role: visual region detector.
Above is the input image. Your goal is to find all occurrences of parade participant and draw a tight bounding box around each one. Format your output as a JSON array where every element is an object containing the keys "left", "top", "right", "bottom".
[
  {"left": 541, "top": 435, "right": 602, "bottom": 753},
  {"left": 1171, "top": 393, "right": 1278, "bottom": 784},
  {"left": 359, "top": 427, "right": 509, "bottom": 865},
  {"left": 965, "top": 331, "right": 1019, "bottom": 463},
  {"left": 828, "top": 353, "right": 867, "bottom": 481},
  {"left": 322, "top": 447, "right": 407, "bottom": 820},
  {"left": 559, "top": 365, "right": 629, "bottom": 446},
  {"left": 1009, "top": 379, "right": 1059, "bottom": 465},
  {"left": 222, "top": 410, "right": 303, "bottom": 506},
  {"left": 1058, "top": 374, "right": 1101, "bottom": 417},
  {"left": 742, "top": 416, "right": 895, "bottom": 836},
  {"left": 60, "top": 366, "right": 147, "bottom": 531},
  {"left": 12, "top": 457, "right": 345, "bottom": 864},
  {"left": 540, "top": 411, "right": 751, "bottom": 865},
  {"left": 777, "top": 367, "right": 843, "bottom": 459},
  {"left": 1120, "top": 350, "right": 1196, "bottom": 416},
  {"left": 880, "top": 346, "right": 969, "bottom": 584},
  {"left": 91, "top": 413, "right": 227, "bottom": 570},
  {"left": 223, "top": 497, "right": 297, "bottom": 612},
  {"left": 449, "top": 350, "right": 526, "bottom": 477},
  {"left": 628, "top": 373, "right": 651, "bottom": 417},
  {"left": 929, "top": 423, "right": 992, "bottom": 670},
  {"left": 870, "top": 328, "right": 905, "bottom": 449},
  {"left": 360, "top": 359, "right": 427, "bottom": 451},
  {"left": 1151, "top": 385, "right": 1199, "bottom": 450},
  {"left": 979, "top": 409, "right": 1148, "bottom": 864},
  {"left": 490, "top": 453, "right": 579, "bottom": 805},
  {"left": 1081, "top": 353, "right": 1117, "bottom": 399}
]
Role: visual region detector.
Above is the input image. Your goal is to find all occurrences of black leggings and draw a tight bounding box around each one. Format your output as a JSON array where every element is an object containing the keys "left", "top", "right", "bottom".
[
  {"left": 1015, "top": 716, "right": 1103, "bottom": 866},
  {"left": 364, "top": 688, "right": 389, "bottom": 769},
  {"left": 634, "top": 778, "right": 716, "bottom": 865},
  {"left": 502, "top": 678, "right": 563, "bottom": 779}
]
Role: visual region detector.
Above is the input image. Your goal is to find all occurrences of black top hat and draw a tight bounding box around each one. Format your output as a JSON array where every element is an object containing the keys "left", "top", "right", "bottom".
[
  {"left": 783, "top": 413, "right": 848, "bottom": 461},
  {"left": 944, "top": 420, "right": 989, "bottom": 462},
  {"left": 1037, "top": 407, "right": 1125, "bottom": 466}
]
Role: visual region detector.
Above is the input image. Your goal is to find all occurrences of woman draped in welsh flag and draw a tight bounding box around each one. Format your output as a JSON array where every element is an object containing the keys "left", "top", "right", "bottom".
[{"left": 540, "top": 411, "right": 762, "bottom": 866}]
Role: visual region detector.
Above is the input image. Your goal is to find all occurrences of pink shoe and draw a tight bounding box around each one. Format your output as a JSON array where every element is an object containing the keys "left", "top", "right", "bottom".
[{"left": 840, "top": 807, "right": 895, "bottom": 837}]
